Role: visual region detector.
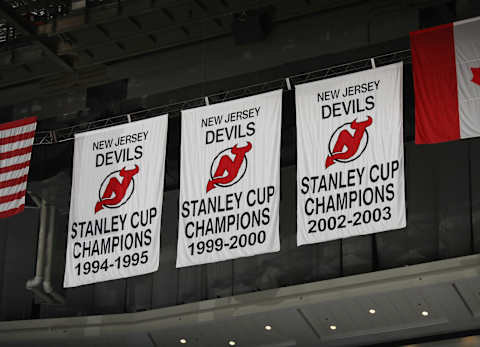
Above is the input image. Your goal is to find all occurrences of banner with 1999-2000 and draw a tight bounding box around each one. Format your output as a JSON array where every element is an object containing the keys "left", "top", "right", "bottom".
[
  {"left": 64, "top": 116, "right": 168, "bottom": 288},
  {"left": 296, "top": 62, "right": 406, "bottom": 245},
  {"left": 177, "top": 90, "right": 282, "bottom": 267}
]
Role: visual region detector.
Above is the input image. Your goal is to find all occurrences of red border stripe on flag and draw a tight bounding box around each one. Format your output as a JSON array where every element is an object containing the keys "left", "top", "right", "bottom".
[
  {"left": 0, "top": 117, "right": 37, "bottom": 131},
  {"left": 410, "top": 23, "right": 460, "bottom": 144},
  {"left": 0, "top": 146, "right": 33, "bottom": 160},
  {"left": 0, "top": 205, "right": 25, "bottom": 218},
  {"left": 0, "top": 131, "right": 36, "bottom": 145},
  {"left": 0, "top": 174, "right": 28, "bottom": 189},
  {"left": 0, "top": 161, "right": 30, "bottom": 174},
  {"left": 0, "top": 190, "right": 26, "bottom": 204}
]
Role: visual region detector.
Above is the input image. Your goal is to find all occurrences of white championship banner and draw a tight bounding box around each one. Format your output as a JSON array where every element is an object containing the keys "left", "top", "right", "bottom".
[
  {"left": 296, "top": 62, "right": 406, "bottom": 245},
  {"left": 64, "top": 116, "right": 168, "bottom": 287},
  {"left": 177, "top": 90, "right": 282, "bottom": 267}
]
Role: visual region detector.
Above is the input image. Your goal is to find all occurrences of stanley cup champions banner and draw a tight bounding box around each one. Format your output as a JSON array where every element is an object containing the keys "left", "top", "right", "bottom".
[
  {"left": 177, "top": 90, "right": 282, "bottom": 267},
  {"left": 64, "top": 116, "right": 168, "bottom": 287},
  {"left": 296, "top": 62, "right": 405, "bottom": 245}
]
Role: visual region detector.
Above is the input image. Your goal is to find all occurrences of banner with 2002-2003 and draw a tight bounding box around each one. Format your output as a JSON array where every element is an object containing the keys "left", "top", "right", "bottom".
[
  {"left": 177, "top": 90, "right": 282, "bottom": 267},
  {"left": 64, "top": 116, "right": 168, "bottom": 288},
  {"left": 296, "top": 62, "right": 406, "bottom": 245}
]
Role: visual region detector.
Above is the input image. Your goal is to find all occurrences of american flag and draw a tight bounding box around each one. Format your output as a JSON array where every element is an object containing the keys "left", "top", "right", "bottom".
[{"left": 0, "top": 117, "right": 37, "bottom": 218}]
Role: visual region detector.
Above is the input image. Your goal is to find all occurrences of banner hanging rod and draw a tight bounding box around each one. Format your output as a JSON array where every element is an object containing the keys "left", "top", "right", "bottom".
[{"left": 34, "top": 49, "right": 411, "bottom": 145}]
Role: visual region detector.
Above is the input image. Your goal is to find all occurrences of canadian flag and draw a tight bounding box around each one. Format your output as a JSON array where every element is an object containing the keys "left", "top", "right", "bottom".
[{"left": 410, "top": 16, "right": 480, "bottom": 144}]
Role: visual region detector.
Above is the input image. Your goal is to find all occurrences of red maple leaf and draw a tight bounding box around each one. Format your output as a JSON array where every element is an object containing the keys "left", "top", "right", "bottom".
[{"left": 472, "top": 67, "right": 480, "bottom": 86}]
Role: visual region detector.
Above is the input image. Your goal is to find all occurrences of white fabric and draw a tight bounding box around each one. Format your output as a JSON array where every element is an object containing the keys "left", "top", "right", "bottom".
[
  {"left": 296, "top": 63, "right": 406, "bottom": 245},
  {"left": 0, "top": 167, "right": 30, "bottom": 181},
  {"left": 0, "top": 197, "right": 24, "bottom": 212},
  {"left": 177, "top": 90, "right": 282, "bottom": 267},
  {"left": 454, "top": 17, "right": 480, "bottom": 139},
  {"left": 0, "top": 137, "right": 34, "bottom": 153},
  {"left": 0, "top": 154, "right": 31, "bottom": 168},
  {"left": 0, "top": 181, "right": 27, "bottom": 197},
  {"left": 64, "top": 116, "right": 168, "bottom": 288}
]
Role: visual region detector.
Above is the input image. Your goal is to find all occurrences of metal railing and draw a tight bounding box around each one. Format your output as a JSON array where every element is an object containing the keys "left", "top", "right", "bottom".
[{"left": 33, "top": 48, "right": 412, "bottom": 145}]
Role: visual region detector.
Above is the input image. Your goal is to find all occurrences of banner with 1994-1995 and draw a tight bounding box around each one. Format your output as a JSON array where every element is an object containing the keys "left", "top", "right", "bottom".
[
  {"left": 296, "top": 62, "right": 406, "bottom": 245},
  {"left": 177, "top": 90, "right": 282, "bottom": 267},
  {"left": 64, "top": 116, "right": 168, "bottom": 288}
]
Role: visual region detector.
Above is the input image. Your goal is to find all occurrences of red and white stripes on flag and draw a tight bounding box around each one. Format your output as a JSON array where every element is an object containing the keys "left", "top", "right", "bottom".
[
  {"left": 411, "top": 16, "right": 480, "bottom": 144},
  {"left": 0, "top": 117, "right": 37, "bottom": 218}
]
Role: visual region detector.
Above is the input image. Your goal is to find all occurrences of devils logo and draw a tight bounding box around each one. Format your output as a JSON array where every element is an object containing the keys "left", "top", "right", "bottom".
[
  {"left": 325, "top": 116, "right": 372, "bottom": 168},
  {"left": 95, "top": 165, "right": 139, "bottom": 213},
  {"left": 206, "top": 142, "right": 252, "bottom": 193}
]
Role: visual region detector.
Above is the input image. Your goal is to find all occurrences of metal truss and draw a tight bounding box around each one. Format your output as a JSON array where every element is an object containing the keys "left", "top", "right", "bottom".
[
  {"left": 290, "top": 49, "right": 411, "bottom": 85},
  {"left": 34, "top": 48, "right": 412, "bottom": 145}
]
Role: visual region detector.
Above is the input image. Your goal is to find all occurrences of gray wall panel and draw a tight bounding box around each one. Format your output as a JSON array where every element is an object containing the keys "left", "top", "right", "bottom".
[
  {"left": 126, "top": 274, "right": 153, "bottom": 313},
  {"left": 403, "top": 143, "right": 438, "bottom": 264},
  {"left": 1, "top": 208, "right": 38, "bottom": 321},
  {"left": 435, "top": 142, "right": 471, "bottom": 259},
  {"left": 470, "top": 139, "right": 480, "bottom": 253},
  {"left": 93, "top": 279, "right": 126, "bottom": 315},
  {"left": 152, "top": 190, "right": 179, "bottom": 308},
  {"left": 342, "top": 235, "right": 374, "bottom": 276},
  {"left": 0, "top": 217, "right": 9, "bottom": 320},
  {"left": 314, "top": 240, "right": 342, "bottom": 281}
]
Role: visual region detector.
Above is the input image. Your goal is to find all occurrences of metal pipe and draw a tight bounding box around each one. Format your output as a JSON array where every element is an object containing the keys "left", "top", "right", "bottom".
[
  {"left": 26, "top": 200, "right": 54, "bottom": 304},
  {"left": 42, "top": 205, "right": 65, "bottom": 304},
  {"left": 27, "top": 191, "right": 42, "bottom": 209}
]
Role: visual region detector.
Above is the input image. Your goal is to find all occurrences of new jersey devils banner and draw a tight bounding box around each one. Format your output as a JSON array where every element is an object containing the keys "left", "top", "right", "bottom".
[
  {"left": 177, "top": 90, "right": 282, "bottom": 267},
  {"left": 296, "top": 62, "right": 405, "bottom": 245},
  {"left": 64, "top": 116, "right": 168, "bottom": 287}
]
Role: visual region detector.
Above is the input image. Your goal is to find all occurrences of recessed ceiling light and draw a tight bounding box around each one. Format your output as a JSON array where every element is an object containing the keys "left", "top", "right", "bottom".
[
  {"left": 179, "top": 338, "right": 187, "bottom": 344},
  {"left": 329, "top": 325, "right": 337, "bottom": 330},
  {"left": 228, "top": 340, "right": 236, "bottom": 346},
  {"left": 369, "top": 308, "right": 376, "bottom": 314},
  {"left": 421, "top": 310, "right": 429, "bottom": 317},
  {"left": 264, "top": 325, "right": 272, "bottom": 331}
]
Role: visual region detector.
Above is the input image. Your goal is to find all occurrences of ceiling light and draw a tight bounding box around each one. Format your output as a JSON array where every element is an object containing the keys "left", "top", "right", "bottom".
[
  {"left": 369, "top": 308, "right": 376, "bottom": 314},
  {"left": 421, "top": 310, "right": 429, "bottom": 317},
  {"left": 229, "top": 340, "right": 236, "bottom": 346},
  {"left": 179, "top": 338, "right": 187, "bottom": 344},
  {"left": 264, "top": 325, "right": 272, "bottom": 331},
  {"left": 329, "top": 325, "right": 337, "bottom": 330}
]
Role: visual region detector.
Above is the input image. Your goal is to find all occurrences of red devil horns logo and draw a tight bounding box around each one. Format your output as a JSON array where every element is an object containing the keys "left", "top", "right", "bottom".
[
  {"left": 95, "top": 165, "right": 139, "bottom": 213},
  {"left": 207, "top": 142, "right": 252, "bottom": 193},
  {"left": 325, "top": 116, "right": 372, "bottom": 168}
]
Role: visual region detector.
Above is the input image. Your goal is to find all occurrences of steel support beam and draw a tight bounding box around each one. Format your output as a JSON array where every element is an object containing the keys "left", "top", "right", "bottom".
[
  {"left": 33, "top": 49, "right": 411, "bottom": 145},
  {"left": 0, "top": 2, "right": 73, "bottom": 72}
]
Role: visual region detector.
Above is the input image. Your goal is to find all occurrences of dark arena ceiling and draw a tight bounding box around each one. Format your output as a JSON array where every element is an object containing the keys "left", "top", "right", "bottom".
[
  {"left": 0, "top": 0, "right": 366, "bottom": 88},
  {"left": 0, "top": 0, "right": 466, "bottom": 128}
]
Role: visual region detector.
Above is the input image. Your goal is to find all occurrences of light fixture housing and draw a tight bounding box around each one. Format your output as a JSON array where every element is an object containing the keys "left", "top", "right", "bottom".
[{"left": 264, "top": 325, "right": 272, "bottom": 331}]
